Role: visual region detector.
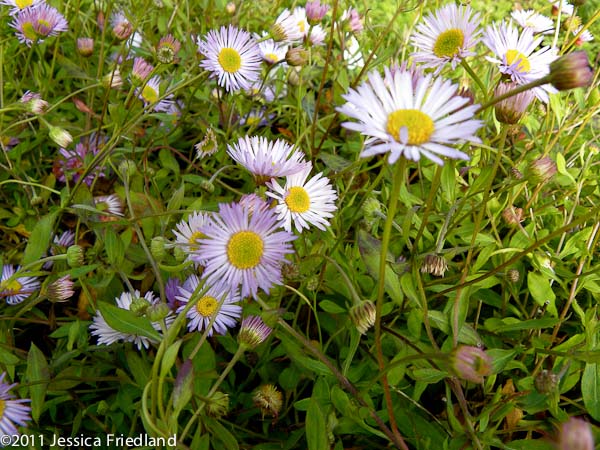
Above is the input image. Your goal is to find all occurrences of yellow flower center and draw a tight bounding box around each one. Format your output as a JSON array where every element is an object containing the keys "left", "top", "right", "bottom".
[
  {"left": 506, "top": 49, "right": 531, "bottom": 73},
  {"left": 36, "top": 19, "right": 51, "bottom": 36},
  {"left": 218, "top": 47, "right": 242, "bottom": 73},
  {"left": 226, "top": 231, "right": 264, "bottom": 269},
  {"left": 433, "top": 29, "right": 465, "bottom": 58},
  {"left": 297, "top": 20, "right": 306, "bottom": 34},
  {"left": 188, "top": 231, "right": 205, "bottom": 252},
  {"left": 141, "top": 84, "right": 159, "bottom": 103},
  {"left": 196, "top": 296, "right": 218, "bottom": 317},
  {"left": 16, "top": 0, "right": 33, "bottom": 9},
  {"left": 386, "top": 109, "right": 435, "bottom": 145},
  {"left": 0, "top": 399, "right": 5, "bottom": 418},
  {"left": 264, "top": 52, "right": 279, "bottom": 63},
  {"left": 22, "top": 21, "right": 39, "bottom": 41},
  {"left": 2, "top": 279, "right": 22, "bottom": 294},
  {"left": 285, "top": 187, "right": 310, "bottom": 213}
]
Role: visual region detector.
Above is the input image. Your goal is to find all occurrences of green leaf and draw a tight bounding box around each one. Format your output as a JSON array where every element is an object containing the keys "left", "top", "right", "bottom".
[
  {"left": 104, "top": 227, "right": 125, "bottom": 266},
  {"left": 26, "top": 343, "right": 49, "bottom": 422},
  {"left": 167, "top": 183, "right": 185, "bottom": 213},
  {"left": 484, "top": 317, "right": 559, "bottom": 333},
  {"left": 527, "top": 272, "right": 557, "bottom": 316},
  {"left": 306, "top": 398, "right": 329, "bottom": 450},
  {"left": 97, "top": 302, "right": 162, "bottom": 343},
  {"left": 205, "top": 417, "right": 239, "bottom": 450},
  {"left": 23, "top": 211, "right": 57, "bottom": 265},
  {"left": 319, "top": 300, "right": 346, "bottom": 314},
  {"left": 0, "top": 346, "right": 20, "bottom": 365},
  {"left": 319, "top": 152, "right": 352, "bottom": 172},
  {"left": 582, "top": 363, "right": 600, "bottom": 421},
  {"left": 161, "top": 340, "right": 182, "bottom": 378},
  {"left": 427, "top": 310, "right": 483, "bottom": 346},
  {"left": 125, "top": 350, "right": 151, "bottom": 387},
  {"left": 441, "top": 162, "right": 456, "bottom": 203}
]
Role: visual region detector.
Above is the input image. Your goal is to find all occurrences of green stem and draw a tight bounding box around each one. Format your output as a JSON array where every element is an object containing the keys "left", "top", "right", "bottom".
[
  {"left": 461, "top": 59, "right": 487, "bottom": 99},
  {"left": 374, "top": 156, "right": 407, "bottom": 449},
  {"left": 475, "top": 76, "right": 551, "bottom": 114}
]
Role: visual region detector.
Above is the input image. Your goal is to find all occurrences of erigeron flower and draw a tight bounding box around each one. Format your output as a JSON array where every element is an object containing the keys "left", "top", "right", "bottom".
[
  {"left": 94, "top": 194, "right": 124, "bottom": 220},
  {"left": 89, "top": 290, "right": 171, "bottom": 349},
  {"left": 255, "top": 32, "right": 288, "bottom": 65},
  {"left": 198, "top": 25, "right": 262, "bottom": 92},
  {"left": 198, "top": 202, "right": 296, "bottom": 299},
  {"left": 111, "top": 10, "right": 133, "bottom": 40},
  {"left": 0, "top": 265, "right": 40, "bottom": 305},
  {"left": 573, "top": 25, "right": 594, "bottom": 45},
  {"left": 306, "top": 0, "right": 329, "bottom": 25},
  {"left": 410, "top": 3, "right": 481, "bottom": 72},
  {"left": 548, "top": 0, "right": 574, "bottom": 17},
  {"left": 557, "top": 418, "right": 594, "bottom": 450},
  {"left": 46, "top": 275, "right": 75, "bottom": 302},
  {"left": 156, "top": 34, "right": 181, "bottom": 64},
  {"left": 136, "top": 76, "right": 174, "bottom": 112},
  {"left": 9, "top": 3, "right": 68, "bottom": 46},
  {"left": 451, "top": 345, "right": 492, "bottom": 383},
  {"left": 271, "top": 9, "right": 305, "bottom": 43},
  {"left": 483, "top": 21, "right": 558, "bottom": 102},
  {"left": 493, "top": 81, "right": 535, "bottom": 124},
  {"left": 131, "top": 57, "right": 154, "bottom": 85},
  {"left": 342, "top": 8, "right": 363, "bottom": 34},
  {"left": 54, "top": 133, "right": 107, "bottom": 186},
  {"left": 308, "top": 25, "right": 326, "bottom": 46},
  {"left": 266, "top": 163, "right": 338, "bottom": 233},
  {"left": 175, "top": 275, "right": 241, "bottom": 336},
  {"left": 238, "top": 315, "right": 272, "bottom": 348},
  {"left": 227, "top": 136, "right": 309, "bottom": 183},
  {"left": 511, "top": 10, "right": 554, "bottom": 35},
  {"left": 173, "top": 211, "right": 214, "bottom": 265},
  {"left": 0, "top": 372, "right": 31, "bottom": 437},
  {"left": 1, "top": 0, "right": 43, "bottom": 15},
  {"left": 337, "top": 67, "right": 483, "bottom": 165}
]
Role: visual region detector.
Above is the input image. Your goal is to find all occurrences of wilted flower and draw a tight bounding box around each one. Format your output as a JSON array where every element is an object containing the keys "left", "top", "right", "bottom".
[
  {"left": 549, "top": 51, "right": 593, "bottom": 90},
  {"left": 534, "top": 369, "right": 559, "bottom": 394},
  {"left": 195, "top": 128, "right": 219, "bottom": 159},
  {"left": 349, "top": 300, "right": 376, "bottom": 335},
  {"left": 451, "top": 345, "right": 492, "bottom": 383},
  {"left": 20, "top": 91, "right": 48, "bottom": 114},
  {"left": 238, "top": 315, "right": 272, "bottom": 348},
  {"left": 420, "top": 254, "right": 448, "bottom": 277},
  {"left": 156, "top": 34, "right": 181, "bottom": 64},
  {"left": 111, "top": 10, "right": 133, "bottom": 40},
  {"left": 502, "top": 206, "right": 524, "bottom": 226},
  {"left": 557, "top": 418, "right": 594, "bottom": 450},
  {"left": 206, "top": 391, "right": 229, "bottom": 418},
  {"left": 102, "top": 69, "right": 123, "bottom": 88},
  {"left": 253, "top": 384, "right": 283, "bottom": 418}
]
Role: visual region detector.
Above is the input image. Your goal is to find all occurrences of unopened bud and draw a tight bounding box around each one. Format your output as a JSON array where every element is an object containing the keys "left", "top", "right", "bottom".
[
  {"left": 534, "top": 369, "right": 559, "bottom": 394},
  {"left": 130, "top": 297, "right": 150, "bottom": 316},
  {"left": 494, "top": 81, "right": 534, "bottom": 124},
  {"left": 349, "top": 300, "right": 376, "bottom": 335},
  {"left": 77, "top": 37, "right": 94, "bottom": 57},
  {"left": 146, "top": 302, "right": 170, "bottom": 322},
  {"left": 558, "top": 418, "right": 594, "bottom": 450},
  {"left": 47, "top": 275, "right": 75, "bottom": 302},
  {"left": 48, "top": 126, "right": 73, "bottom": 148},
  {"left": 150, "top": 236, "right": 167, "bottom": 262},
  {"left": 528, "top": 156, "right": 557, "bottom": 184},
  {"left": 207, "top": 391, "right": 229, "bottom": 417},
  {"left": 420, "top": 254, "right": 448, "bottom": 277},
  {"left": 506, "top": 269, "right": 520, "bottom": 283},
  {"left": 451, "top": 345, "right": 492, "bottom": 383},
  {"left": 285, "top": 47, "right": 308, "bottom": 66},
  {"left": 225, "top": 2, "right": 236, "bottom": 14},
  {"left": 549, "top": 51, "right": 594, "bottom": 91},
  {"left": 66, "top": 245, "right": 84, "bottom": 267},
  {"left": 238, "top": 316, "right": 272, "bottom": 349},
  {"left": 119, "top": 159, "right": 137, "bottom": 178},
  {"left": 103, "top": 69, "right": 123, "bottom": 89}
]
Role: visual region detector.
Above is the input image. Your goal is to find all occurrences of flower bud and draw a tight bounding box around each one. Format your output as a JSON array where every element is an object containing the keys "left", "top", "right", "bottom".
[
  {"left": 285, "top": 47, "right": 308, "bottom": 67},
  {"left": 534, "top": 369, "right": 559, "bottom": 394},
  {"left": 528, "top": 156, "right": 557, "bottom": 184},
  {"left": 238, "top": 316, "right": 272, "bottom": 349},
  {"left": 420, "top": 254, "right": 448, "bottom": 277},
  {"left": 66, "top": 245, "right": 84, "bottom": 268},
  {"left": 306, "top": 0, "right": 329, "bottom": 25},
  {"left": 112, "top": 21, "right": 133, "bottom": 41},
  {"left": 77, "top": 37, "right": 94, "bottom": 57},
  {"left": 130, "top": 297, "right": 150, "bottom": 316},
  {"left": 48, "top": 126, "right": 73, "bottom": 148},
  {"left": 557, "top": 418, "right": 594, "bottom": 450},
  {"left": 146, "top": 302, "right": 170, "bottom": 322},
  {"left": 494, "top": 81, "right": 535, "bottom": 124},
  {"left": 200, "top": 179, "right": 215, "bottom": 193},
  {"left": 47, "top": 275, "right": 75, "bottom": 302},
  {"left": 103, "top": 69, "right": 123, "bottom": 89},
  {"left": 118, "top": 159, "right": 137, "bottom": 178},
  {"left": 502, "top": 206, "right": 524, "bottom": 226},
  {"left": 253, "top": 384, "right": 283, "bottom": 418},
  {"left": 225, "top": 2, "right": 236, "bottom": 14},
  {"left": 349, "top": 300, "right": 376, "bottom": 335},
  {"left": 549, "top": 51, "right": 594, "bottom": 91},
  {"left": 451, "top": 345, "right": 492, "bottom": 383},
  {"left": 506, "top": 269, "right": 520, "bottom": 283},
  {"left": 150, "top": 236, "right": 167, "bottom": 262},
  {"left": 131, "top": 57, "right": 154, "bottom": 85},
  {"left": 20, "top": 91, "right": 48, "bottom": 115}
]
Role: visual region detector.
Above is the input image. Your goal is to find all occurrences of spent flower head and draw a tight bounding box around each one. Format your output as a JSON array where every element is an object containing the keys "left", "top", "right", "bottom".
[
  {"left": 253, "top": 384, "right": 283, "bottom": 418},
  {"left": 156, "top": 34, "right": 181, "bottom": 64},
  {"left": 349, "top": 300, "right": 376, "bottom": 335}
]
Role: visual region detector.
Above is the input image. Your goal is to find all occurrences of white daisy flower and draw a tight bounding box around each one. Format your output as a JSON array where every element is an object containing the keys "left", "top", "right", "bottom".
[
  {"left": 175, "top": 275, "right": 241, "bottom": 336},
  {"left": 266, "top": 163, "right": 338, "bottom": 233},
  {"left": 0, "top": 265, "right": 40, "bottom": 305},
  {"left": 511, "top": 10, "right": 554, "bottom": 35},
  {"left": 136, "top": 75, "right": 174, "bottom": 112},
  {"left": 173, "top": 211, "right": 214, "bottom": 265},
  {"left": 198, "top": 25, "right": 262, "bottom": 92},
  {"left": 309, "top": 24, "right": 326, "bottom": 46},
  {"left": 337, "top": 67, "right": 483, "bottom": 165},
  {"left": 271, "top": 9, "right": 305, "bottom": 43},
  {"left": 548, "top": 0, "right": 574, "bottom": 17},
  {"left": 255, "top": 32, "right": 288, "bottom": 65},
  {"left": 410, "top": 3, "right": 481, "bottom": 72},
  {"left": 483, "top": 21, "right": 559, "bottom": 102},
  {"left": 227, "top": 136, "right": 309, "bottom": 183},
  {"left": 573, "top": 25, "right": 594, "bottom": 44},
  {"left": 0, "top": 372, "right": 31, "bottom": 437}
]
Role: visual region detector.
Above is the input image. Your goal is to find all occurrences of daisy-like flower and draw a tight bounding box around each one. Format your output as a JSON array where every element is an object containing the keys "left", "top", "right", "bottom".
[
  {"left": 53, "top": 133, "right": 107, "bottom": 186},
  {"left": 0, "top": 265, "right": 40, "bottom": 305},
  {"left": 548, "top": 0, "right": 574, "bottom": 17},
  {"left": 175, "top": 275, "right": 241, "bottom": 336},
  {"left": 308, "top": 25, "right": 326, "bottom": 47},
  {"left": 266, "top": 163, "right": 338, "bottom": 233},
  {"left": 1, "top": 0, "right": 44, "bottom": 15},
  {"left": 110, "top": 10, "right": 133, "bottom": 40},
  {"left": 227, "top": 136, "right": 309, "bottom": 183},
  {"left": 136, "top": 76, "right": 174, "bottom": 112},
  {"left": 483, "top": 21, "right": 559, "bottom": 102},
  {"left": 337, "top": 67, "right": 482, "bottom": 165},
  {"left": 341, "top": 8, "right": 363, "bottom": 34},
  {"left": 410, "top": 3, "right": 481, "bottom": 72},
  {"left": 198, "top": 202, "right": 296, "bottom": 299},
  {"left": 344, "top": 35, "right": 365, "bottom": 70},
  {"left": 94, "top": 194, "right": 123, "bottom": 221},
  {"left": 43, "top": 230, "right": 76, "bottom": 269},
  {"left": 306, "top": 0, "right": 329, "bottom": 25},
  {"left": 0, "top": 372, "right": 31, "bottom": 437},
  {"left": 173, "top": 211, "right": 214, "bottom": 265},
  {"left": 255, "top": 32, "right": 288, "bottom": 65},
  {"left": 131, "top": 57, "right": 154, "bottom": 85},
  {"left": 573, "top": 25, "right": 594, "bottom": 45},
  {"left": 10, "top": 3, "right": 69, "bottom": 47},
  {"left": 156, "top": 34, "right": 181, "bottom": 64},
  {"left": 198, "top": 25, "right": 262, "bottom": 93},
  {"left": 90, "top": 290, "right": 169, "bottom": 349},
  {"left": 511, "top": 10, "right": 554, "bottom": 35},
  {"left": 271, "top": 9, "right": 305, "bottom": 43}
]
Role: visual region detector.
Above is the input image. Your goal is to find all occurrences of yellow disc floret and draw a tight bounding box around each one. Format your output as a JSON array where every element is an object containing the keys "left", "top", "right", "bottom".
[
  {"left": 506, "top": 49, "right": 531, "bottom": 73},
  {"left": 386, "top": 109, "right": 435, "bottom": 145},
  {"left": 227, "top": 231, "right": 264, "bottom": 269},
  {"left": 197, "top": 296, "right": 218, "bottom": 317},
  {"left": 285, "top": 187, "right": 310, "bottom": 213},
  {"left": 218, "top": 48, "right": 242, "bottom": 73},
  {"left": 433, "top": 29, "right": 465, "bottom": 58}
]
